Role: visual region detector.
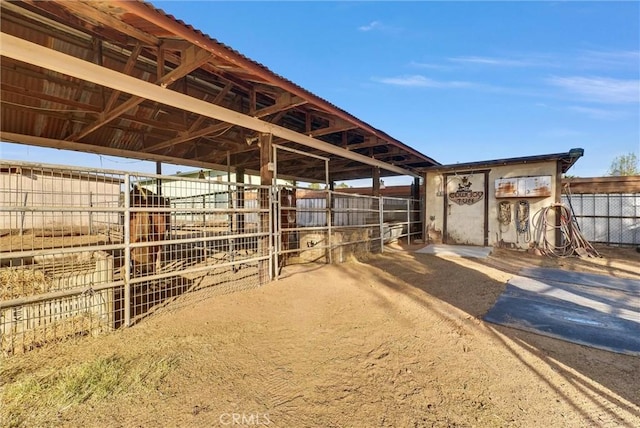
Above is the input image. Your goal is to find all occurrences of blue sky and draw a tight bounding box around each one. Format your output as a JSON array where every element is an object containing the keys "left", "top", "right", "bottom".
[{"left": 2, "top": 1, "right": 639, "bottom": 183}]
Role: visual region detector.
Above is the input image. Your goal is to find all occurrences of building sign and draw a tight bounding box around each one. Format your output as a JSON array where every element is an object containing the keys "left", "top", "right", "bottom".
[{"left": 449, "top": 176, "right": 484, "bottom": 205}]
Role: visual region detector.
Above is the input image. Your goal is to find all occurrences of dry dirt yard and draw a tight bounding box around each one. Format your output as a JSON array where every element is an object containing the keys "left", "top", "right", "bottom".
[{"left": 1, "top": 244, "right": 639, "bottom": 427}]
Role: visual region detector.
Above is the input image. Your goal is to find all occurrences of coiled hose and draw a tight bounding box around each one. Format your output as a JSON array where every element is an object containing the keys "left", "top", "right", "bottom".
[{"left": 533, "top": 203, "right": 600, "bottom": 258}]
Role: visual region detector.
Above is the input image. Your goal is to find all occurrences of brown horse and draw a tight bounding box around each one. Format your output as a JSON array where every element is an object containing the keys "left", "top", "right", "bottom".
[{"left": 129, "top": 185, "right": 170, "bottom": 275}]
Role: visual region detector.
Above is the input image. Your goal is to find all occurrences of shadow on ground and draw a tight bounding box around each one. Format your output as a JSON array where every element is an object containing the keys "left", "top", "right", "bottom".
[{"left": 357, "top": 242, "right": 640, "bottom": 419}]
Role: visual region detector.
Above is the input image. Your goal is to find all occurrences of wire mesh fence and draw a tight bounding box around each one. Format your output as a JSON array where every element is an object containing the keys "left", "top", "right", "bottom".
[
  {"left": 1, "top": 163, "right": 125, "bottom": 355},
  {"left": 278, "top": 187, "right": 422, "bottom": 274},
  {"left": 0, "top": 161, "right": 270, "bottom": 356},
  {"left": 1, "top": 160, "right": 423, "bottom": 355},
  {"left": 563, "top": 193, "right": 640, "bottom": 246}
]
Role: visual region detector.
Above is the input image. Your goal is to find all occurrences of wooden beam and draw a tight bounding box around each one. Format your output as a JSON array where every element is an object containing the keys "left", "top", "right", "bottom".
[
  {"left": 1, "top": 33, "right": 416, "bottom": 177},
  {"left": 104, "top": 43, "right": 143, "bottom": 112},
  {"left": 52, "top": 0, "right": 160, "bottom": 46},
  {"left": 250, "top": 94, "right": 307, "bottom": 118},
  {"left": 185, "top": 82, "right": 233, "bottom": 132},
  {"left": 145, "top": 91, "right": 303, "bottom": 154},
  {"left": 258, "top": 133, "right": 273, "bottom": 284},
  {"left": 156, "top": 44, "right": 165, "bottom": 81},
  {"left": 308, "top": 123, "right": 358, "bottom": 138},
  {"left": 346, "top": 137, "right": 386, "bottom": 151},
  {"left": 66, "top": 45, "right": 212, "bottom": 141},
  {"left": 0, "top": 132, "right": 236, "bottom": 173}
]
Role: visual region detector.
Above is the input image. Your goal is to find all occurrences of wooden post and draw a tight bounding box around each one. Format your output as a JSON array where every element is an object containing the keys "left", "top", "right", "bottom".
[
  {"left": 372, "top": 167, "right": 381, "bottom": 197},
  {"left": 412, "top": 176, "right": 420, "bottom": 239},
  {"left": 555, "top": 160, "right": 563, "bottom": 250},
  {"left": 259, "top": 133, "right": 273, "bottom": 285},
  {"left": 155, "top": 162, "right": 162, "bottom": 196}
]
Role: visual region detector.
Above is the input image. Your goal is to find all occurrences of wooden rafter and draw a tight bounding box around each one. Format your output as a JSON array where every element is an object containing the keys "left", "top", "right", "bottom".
[
  {"left": 46, "top": 0, "right": 160, "bottom": 46},
  {"left": 145, "top": 91, "right": 307, "bottom": 154},
  {"left": 104, "top": 43, "right": 143, "bottom": 112},
  {"left": 0, "top": 1, "right": 438, "bottom": 180},
  {"left": 346, "top": 137, "right": 386, "bottom": 151},
  {"left": 66, "top": 45, "right": 212, "bottom": 141}
]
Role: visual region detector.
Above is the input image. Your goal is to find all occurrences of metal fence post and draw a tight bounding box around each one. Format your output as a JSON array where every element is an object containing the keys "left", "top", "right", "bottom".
[
  {"left": 379, "top": 196, "right": 384, "bottom": 254},
  {"left": 89, "top": 191, "right": 94, "bottom": 235},
  {"left": 327, "top": 189, "right": 333, "bottom": 264},
  {"left": 123, "top": 174, "right": 131, "bottom": 327},
  {"left": 407, "top": 198, "right": 411, "bottom": 246}
]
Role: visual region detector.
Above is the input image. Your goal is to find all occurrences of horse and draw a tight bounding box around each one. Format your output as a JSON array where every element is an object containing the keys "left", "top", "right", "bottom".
[{"left": 129, "top": 185, "right": 170, "bottom": 275}]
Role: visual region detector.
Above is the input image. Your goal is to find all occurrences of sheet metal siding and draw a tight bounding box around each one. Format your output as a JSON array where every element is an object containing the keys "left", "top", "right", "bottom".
[
  {"left": 0, "top": 170, "right": 121, "bottom": 230},
  {"left": 297, "top": 198, "right": 327, "bottom": 227}
]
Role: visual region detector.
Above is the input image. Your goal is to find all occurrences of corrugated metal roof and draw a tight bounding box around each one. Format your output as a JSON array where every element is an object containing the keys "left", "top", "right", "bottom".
[
  {"left": 423, "top": 149, "right": 584, "bottom": 174},
  {"left": 0, "top": 0, "right": 439, "bottom": 181}
]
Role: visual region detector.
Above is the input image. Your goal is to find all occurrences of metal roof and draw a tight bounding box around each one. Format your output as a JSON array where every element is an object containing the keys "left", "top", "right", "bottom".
[
  {"left": 422, "top": 148, "right": 584, "bottom": 174},
  {"left": 0, "top": 0, "right": 439, "bottom": 181}
]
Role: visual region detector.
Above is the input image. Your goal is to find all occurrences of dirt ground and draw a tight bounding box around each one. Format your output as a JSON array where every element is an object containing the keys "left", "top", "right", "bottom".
[{"left": 1, "top": 243, "right": 639, "bottom": 427}]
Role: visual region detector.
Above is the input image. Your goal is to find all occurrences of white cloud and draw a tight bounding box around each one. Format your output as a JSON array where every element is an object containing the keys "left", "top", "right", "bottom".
[
  {"left": 547, "top": 76, "right": 640, "bottom": 104},
  {"left": 408, "top": 61, "right": 453, "bottom": 71},
  {"left": 358, "top": 21, "right": 381, "bottom": 32},
  {"left": 448, "top": 56, "right": 537, "bottom": 67},
  {"left": 375, "top": 75, "right": 473, "bottom": 88},
  {"left": 537, "top": 102, "right": 632, "bottom": 120},
  {"left": 565, "top": 105, "right": 631, "bottom": 120},
  {"left": 539, "top": 128, "right": 585, "bottom": 138},
  {"left": 578, "top": 50, "right": 640, "bottom": 70}
]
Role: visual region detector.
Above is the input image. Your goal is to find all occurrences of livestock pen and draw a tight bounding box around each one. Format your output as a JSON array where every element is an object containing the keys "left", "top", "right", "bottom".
[
  {"left": 0, "top": 161, "right": 270, "bottom": 355},
  {"left": 0, "top": 160, "right": 422, "bottom": 355}
]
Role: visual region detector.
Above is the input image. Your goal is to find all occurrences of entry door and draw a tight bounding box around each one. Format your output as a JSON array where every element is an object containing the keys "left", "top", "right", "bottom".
[{"left": 444, "top": 172, "right": 487, "bottom": 246}]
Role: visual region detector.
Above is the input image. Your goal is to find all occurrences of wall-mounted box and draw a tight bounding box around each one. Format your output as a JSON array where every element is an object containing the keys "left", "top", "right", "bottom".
[{"left": 495, "top": 176, "right": 551, "bottom": 198}]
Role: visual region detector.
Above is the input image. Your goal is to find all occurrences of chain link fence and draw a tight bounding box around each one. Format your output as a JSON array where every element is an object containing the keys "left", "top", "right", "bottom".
[{"left": 562, "top": 193, "right": 640, "bottom": 246}]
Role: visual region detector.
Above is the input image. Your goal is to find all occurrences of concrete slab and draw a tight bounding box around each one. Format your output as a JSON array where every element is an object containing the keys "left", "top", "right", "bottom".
[
  {"left": 484, "top": 274, "right": 640, "bottom": 356},
  {"left": 415, "top": 244, "right": 492, "bottom": 259}
]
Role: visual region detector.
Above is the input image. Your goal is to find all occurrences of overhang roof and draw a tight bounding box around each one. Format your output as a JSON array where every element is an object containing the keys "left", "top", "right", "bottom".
[
  {"left": 421, "top": 148, "right": 584, "bottom": 174},
  {"left": 0, "top": 0, "right": 439, "bottom": 182}
]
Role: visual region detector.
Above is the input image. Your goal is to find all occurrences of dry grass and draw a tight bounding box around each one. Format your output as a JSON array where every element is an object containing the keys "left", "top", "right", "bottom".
[
  {"left": 0, "top": 268, "right": 52, "bottom": 300},
  {"left": 1, "top": 313, "right": 110, "bottom": 357},
  {"left": 0, "top": 353, "right": 178, "bottom": 428}
]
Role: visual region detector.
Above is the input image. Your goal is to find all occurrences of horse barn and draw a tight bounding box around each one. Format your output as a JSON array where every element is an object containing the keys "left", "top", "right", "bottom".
[
  {"left": 0, "top": 1, "right": 584, "bottom": 356},
  {"left": 0, "top": 0, "right": 441, "bottom": 355}
]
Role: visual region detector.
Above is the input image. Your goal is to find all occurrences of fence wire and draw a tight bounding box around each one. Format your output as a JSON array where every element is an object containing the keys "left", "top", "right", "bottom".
[
  {"left": 277, "top": 187, "right": 422, "bottom": 273},
  {"left": 1, "top": 161, "right": 422, "bottom": 355},
  {"left": 563, "top": 193, "right": 640, "bottom": 246},
  {"left": 0, "top": 161, "right": 270, "bottom": 355}
]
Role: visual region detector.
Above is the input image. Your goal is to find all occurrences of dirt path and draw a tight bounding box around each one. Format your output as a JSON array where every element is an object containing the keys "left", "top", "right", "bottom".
[{"left": 2, "top": 245, "right": 639, "bottom": 427}]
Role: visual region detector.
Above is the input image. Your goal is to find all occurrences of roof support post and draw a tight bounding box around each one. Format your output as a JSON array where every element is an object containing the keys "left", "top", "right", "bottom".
[
  {"left": 259, "top": 133, "right": 273, "bottom": 285},
  {"left": 236, "top": 166, "right": 245, "bottom": 236},
  {"left": 412, "top": 176, "right": 421, "bottom": 239},
  {"left": 372, "top": 167, "right": 381, "bottom": 197}
]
